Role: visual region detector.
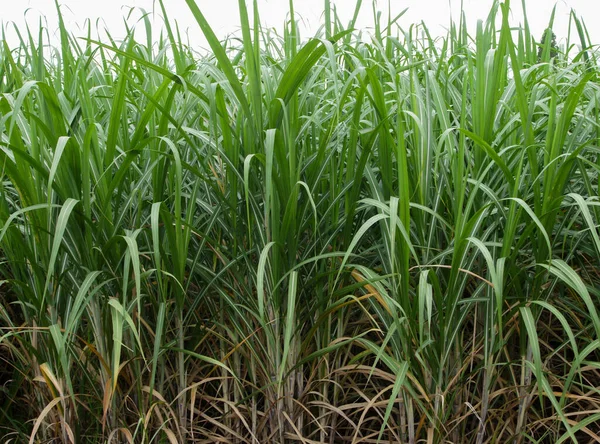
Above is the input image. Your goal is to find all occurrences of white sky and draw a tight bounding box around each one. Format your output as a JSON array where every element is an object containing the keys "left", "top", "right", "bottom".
[{"left": 2, "top": 1, "right": 599, "bottom": 51}]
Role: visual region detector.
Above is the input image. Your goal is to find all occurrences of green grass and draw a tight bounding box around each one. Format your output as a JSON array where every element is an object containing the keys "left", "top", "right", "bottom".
[{"left": 1, "top": 0, "right": 600, "bottom": 442}]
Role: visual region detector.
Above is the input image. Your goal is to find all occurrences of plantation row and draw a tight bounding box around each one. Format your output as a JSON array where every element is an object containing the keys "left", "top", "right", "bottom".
[{"left": 1, "top": 0, "right": 599, "bottom": 442}]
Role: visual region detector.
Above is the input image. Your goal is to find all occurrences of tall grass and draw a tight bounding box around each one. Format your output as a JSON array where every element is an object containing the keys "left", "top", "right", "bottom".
[{"left": 1, "top": 0, "right": 600, "bottom": 442}]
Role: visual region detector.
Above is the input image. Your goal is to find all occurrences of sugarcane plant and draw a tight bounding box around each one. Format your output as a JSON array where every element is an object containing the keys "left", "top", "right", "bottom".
[{"left": 0, "top": 0, "right": 599, "bottom": 442}]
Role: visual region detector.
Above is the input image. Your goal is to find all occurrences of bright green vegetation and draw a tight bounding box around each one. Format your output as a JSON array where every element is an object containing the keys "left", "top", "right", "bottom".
[{"left": 1, "top": 0, "right": 600, "bottom": 442}]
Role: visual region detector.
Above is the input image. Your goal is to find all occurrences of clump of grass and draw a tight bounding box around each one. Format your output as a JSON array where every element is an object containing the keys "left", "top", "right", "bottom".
[{"left": 1, "top": 0, "right": 600, "bottom": 442}]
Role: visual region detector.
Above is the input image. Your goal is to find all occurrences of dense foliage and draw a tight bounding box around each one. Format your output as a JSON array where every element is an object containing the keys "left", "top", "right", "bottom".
[{"left": 1, "top": 0, "right": 600, "bottom": 442}]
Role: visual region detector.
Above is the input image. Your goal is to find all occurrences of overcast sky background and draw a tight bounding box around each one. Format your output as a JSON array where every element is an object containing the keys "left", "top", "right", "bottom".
[{"left": 2, "top": 1, "right": 599, "bottom": 50}]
